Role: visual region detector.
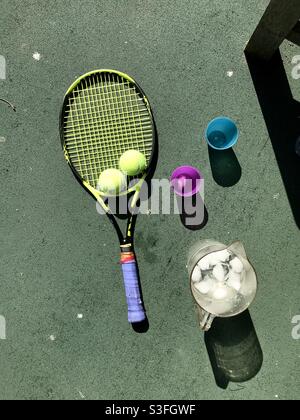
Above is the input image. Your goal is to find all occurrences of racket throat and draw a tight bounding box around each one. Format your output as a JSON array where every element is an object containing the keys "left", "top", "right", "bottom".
[
  {"left": 120, "top": 243, "right": 134, "bottom": 253},
  {"left": 120, "top": 243, "right": 136, "bottom": 264}
]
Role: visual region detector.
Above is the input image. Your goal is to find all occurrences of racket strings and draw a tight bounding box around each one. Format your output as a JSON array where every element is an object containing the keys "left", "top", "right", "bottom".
[{"left": 63, "top": 72, "right": 153, "bottom": 189}]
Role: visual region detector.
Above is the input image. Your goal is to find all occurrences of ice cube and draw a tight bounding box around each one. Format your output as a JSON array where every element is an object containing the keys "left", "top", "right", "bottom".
[
  {"left": 227, "top": 271, "right": 241, "bottom": 291},
  {"left": 212, "top": 285, "right": 230, "bottom": 300},
  {"left": 195, "top": 280, "right": 211, "bottom": 295},
  {"left": 221, "top": 263, "right": 230, "bottom": 276},
  {"left": 211, "top": 249, "right": 231, "bottom": 263},
  {"left": 212, "top": 263, "right": 225, "bottom": 282},
  {"left": 208, "top": 254, "right": 217, "bottom": 266},
  {"left": 230, "top": 257, "right": 244, "bottom": 273},
  {"left": 191, "top": 265, "right": 202, "bottom": 283},
  {"left": 195, "top": 276, "right": 216, "bottom": 295},
  {"left": 198, "top": 255, "right": 211, "bottom": 271},
  {"left": 215, "top": 300, "right": 235, "bottom": 315}
]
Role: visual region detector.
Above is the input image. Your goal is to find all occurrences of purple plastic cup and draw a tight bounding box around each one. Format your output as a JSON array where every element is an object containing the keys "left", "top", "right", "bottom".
[{"left": 171, "top": 166, "right": 203, "bottom": 197}]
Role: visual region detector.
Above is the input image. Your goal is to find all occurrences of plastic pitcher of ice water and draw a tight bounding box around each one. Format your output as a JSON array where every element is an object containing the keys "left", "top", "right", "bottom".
[{"left": 187, "top": 240, "right": 257, "bottom": 331}]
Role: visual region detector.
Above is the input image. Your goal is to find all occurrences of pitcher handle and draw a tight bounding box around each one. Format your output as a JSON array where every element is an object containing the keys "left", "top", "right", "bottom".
[{"left": 197, "top": 305, "right": 215, "bottom": 331}]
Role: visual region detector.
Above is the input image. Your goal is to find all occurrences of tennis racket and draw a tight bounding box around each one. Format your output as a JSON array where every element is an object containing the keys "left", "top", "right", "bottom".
[{"left": 60, "top": 69, "right": 156, "bottom": 324}]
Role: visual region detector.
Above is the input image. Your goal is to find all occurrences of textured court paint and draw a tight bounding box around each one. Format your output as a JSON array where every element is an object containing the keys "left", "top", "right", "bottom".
[{"left": 0, "top": 0, "right": 299, "bottom": 400}]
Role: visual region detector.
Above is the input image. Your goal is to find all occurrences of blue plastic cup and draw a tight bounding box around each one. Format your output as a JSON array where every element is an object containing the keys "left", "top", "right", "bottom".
[{"left": 205, "top": 117, "right": 239, "bottom": 150}]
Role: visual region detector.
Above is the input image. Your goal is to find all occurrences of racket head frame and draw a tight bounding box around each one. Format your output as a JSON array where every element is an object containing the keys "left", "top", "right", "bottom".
[{"left": 59, "top": 69, "right": 157, "bottom": 211}]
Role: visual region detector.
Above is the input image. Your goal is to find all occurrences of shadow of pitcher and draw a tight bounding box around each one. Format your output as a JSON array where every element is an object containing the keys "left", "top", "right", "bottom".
[{"left": 204, "top": 310, "right": 263, "bottom": 388}]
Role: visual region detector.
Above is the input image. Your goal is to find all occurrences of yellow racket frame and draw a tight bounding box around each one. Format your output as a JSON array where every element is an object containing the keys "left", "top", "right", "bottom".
[{"left": 61, "top": 69, "right": 155, "bottom": 213}]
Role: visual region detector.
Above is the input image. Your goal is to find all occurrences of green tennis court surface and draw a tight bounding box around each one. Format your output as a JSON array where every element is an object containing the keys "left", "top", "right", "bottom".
[{"left": 0, "top": 0, "right": 299, "bottom": 400}]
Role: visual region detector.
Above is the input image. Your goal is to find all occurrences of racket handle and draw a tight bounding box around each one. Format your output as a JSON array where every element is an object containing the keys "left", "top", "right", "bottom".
[{"left": 120, "top": 251, "right": 146, "bottom": 323}]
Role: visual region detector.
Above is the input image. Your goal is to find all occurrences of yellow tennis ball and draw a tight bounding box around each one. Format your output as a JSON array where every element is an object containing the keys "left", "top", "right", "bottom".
[
  {"left": 119, "top": 150, "right": 147, "bottom": 176},
  {"left": 98, "top": 169, "right": 127, "bottom": 194}
]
